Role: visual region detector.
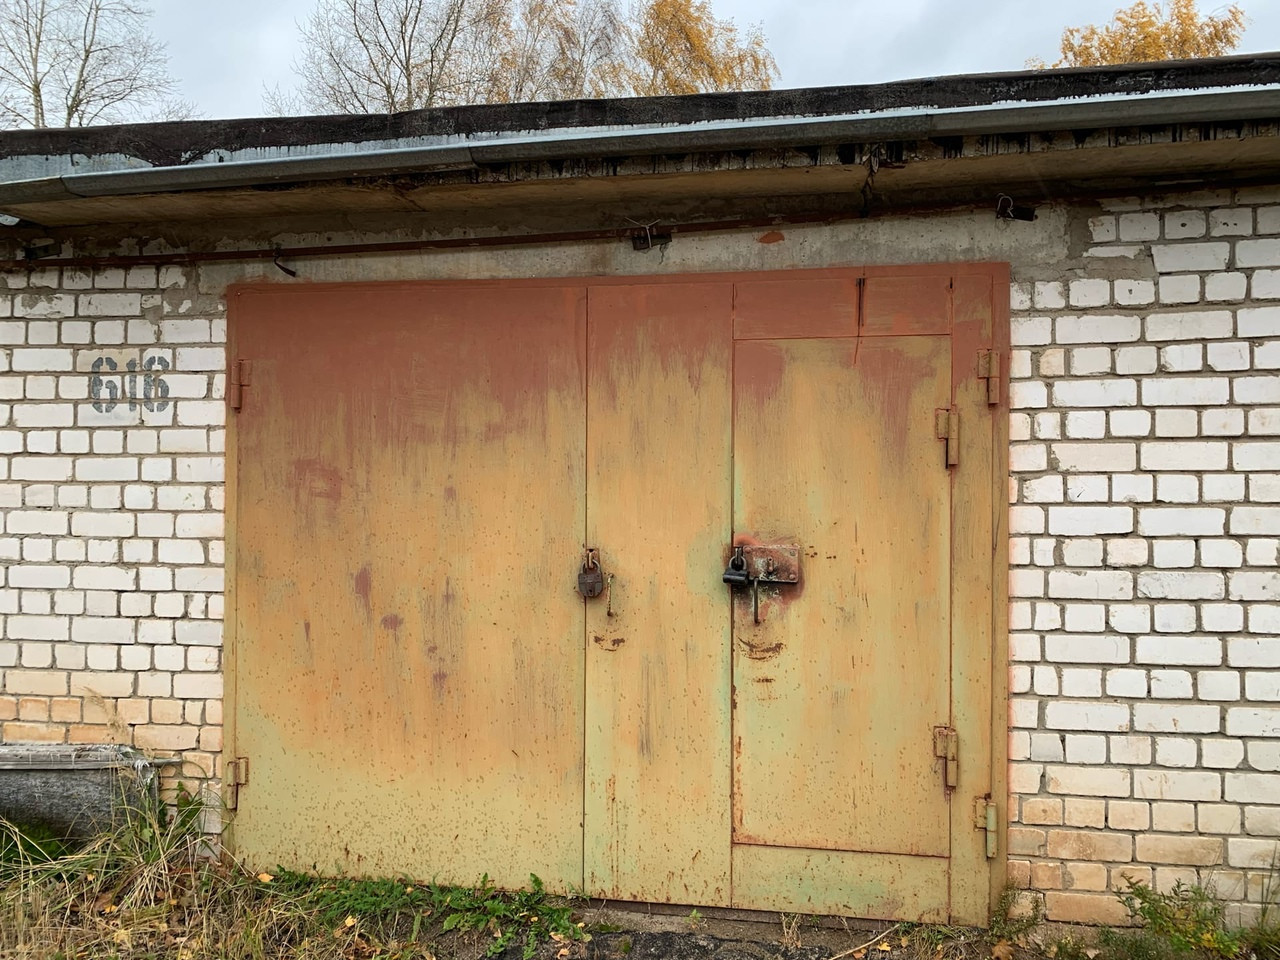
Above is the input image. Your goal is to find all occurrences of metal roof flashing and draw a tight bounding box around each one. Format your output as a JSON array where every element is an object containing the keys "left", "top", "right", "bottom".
[{"left": 2, "top": 54, "right": 1280, "bottom": 224}]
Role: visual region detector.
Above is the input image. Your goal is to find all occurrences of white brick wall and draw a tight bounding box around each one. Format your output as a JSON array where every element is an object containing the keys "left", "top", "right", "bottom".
[
  {"left": 1, "top": 188, "right": 1278, "bottom": 924},
  {"left": 0, "top": 267, "right": 224, "bottom": 786},
  {"left": 1009, "top": 190, "right": 1280, "bottom": 924}
]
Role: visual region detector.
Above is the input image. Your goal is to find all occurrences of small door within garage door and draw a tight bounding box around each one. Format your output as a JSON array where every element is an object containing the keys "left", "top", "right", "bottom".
[{"left": 228, "top": 266, "right": 1004, "bottom": 924}]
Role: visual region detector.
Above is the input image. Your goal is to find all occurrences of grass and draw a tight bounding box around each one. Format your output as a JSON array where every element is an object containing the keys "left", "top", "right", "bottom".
[
  {"left": 3, "top": 800, "right": 1278, "bottom": 960},
  {"left": 0, "top": 794, "right": 587, "bottom": 960}
]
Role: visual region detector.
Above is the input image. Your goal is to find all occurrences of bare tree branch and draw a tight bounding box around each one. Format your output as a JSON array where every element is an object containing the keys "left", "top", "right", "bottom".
[
  {"left": 275, "top": 0, "right": 775, "bottom": 115},
  {"left": 0, "top": 0, "right": 181, "bottom": 128}
]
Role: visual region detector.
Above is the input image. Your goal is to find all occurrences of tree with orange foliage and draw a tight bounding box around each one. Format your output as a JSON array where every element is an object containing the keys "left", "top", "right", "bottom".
[
  {"left": 624, "top": 0, "right": 777, "bottom": 96},
  {"left": 274, "top": 0, "right": 778, "bottom": 114},
  {"left": 1032, "top": 0, "right": 1247, "bottom": 68}
]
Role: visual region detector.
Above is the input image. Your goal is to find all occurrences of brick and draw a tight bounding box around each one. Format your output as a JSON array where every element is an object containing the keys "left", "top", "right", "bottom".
[
  {"left": 1151, "top": 242, "right": 1229, "bottom": 272},
  {"left": 3, "top": 670, "right": 68, "bottom": 695},
  {"left": 1165, "top": 211, "right": 1206, "bottom": 238},
  {"left": 1133, "top": 704, "right": 1221, "bottom": 733},
  {"left": 1045, "top": 702, "right": 1130, "bottom": 732},
  {"left": 1141, "top": 377, "right": 1229, "bottom": 406},
  {"left": 1230, "top": 572, "right": 1280, "bottom": 600},
  {"left": 1235, "top": 377, "right": 1280, "bottom": 404},
  {"left": 1137, "top": 508, "right": 1225, "bottom": 536},
  {"left": 1137, "top": 571, "right": 1225, "bottom": 600},
  {"left": 1053, "top": 379, "right": 1138, "bottom": 409},
  {"left": 1047, "top": 507, "right": 1132, "bottom": 535},
  {"left": 1119, "top": 212, "right": 1160, "bottom": 241},
  {"left": 1069, "top": 279, "right": 1111, "bottom": 307},
  {"left": 1145, "top": 310, "right": 1234, "bottom": 341},
  {"left": 1141, "top": 442, "right": 1228, "bottom": 471},
  {"left": 1046, "top": 765, "right": 1131, "bottom": 796},
  {"left": 1238, "top": 306, "right": 1280, "bottom": 337},
  {"left": 1011, "top": 316, "right": 1051, "bottom": 345},
  {"left": 133, "top": 724, "right": 199, "bottom": 751},
  {"left": 1051, "top": 442, "right": 1136, "bottom": 472},
  {"left": 1034, "top": 282, "right": 1066, "bottom": 309},
  {"left": 1236, "top": 238, "right": 1280, "bottom": 267},
  {"left": 1206, "top": 272, "right": 1247, "bottom": 301},
  {"left": 1044, "top": 891, "right": 1130, "bottom": 925},
  {"left": 14, "top": 294, "right": 74, "bottom": 318},
  {"left": 78, "top": 293, "right": 142, "bottom": 317},
  {"left": 1231, "top": 507, "right": 1280, "bottom": 535},
  {"left": 1, "top": 721, "right": 65, "bottom": 742},
  {"left": 1047, "top": 829, "right": 1133, "bottom": 862},
  {"left": 1160, "top": 275, "right": 1201, "bottom": 303},
  {"left": 1224, "top": 773, "right": 1280, "bottom": 803},
  {"left": 1048, "top": 570, "right": 1133, "bottom": 600},
  {"left": 1228, "top": 838, "right": 1280, "bottom": 868},
  {"left": 1045, "top": 635, "right": 1129, "bottom": 663},
  {"left": 1135, "top": 835, "right": 1223, "bottom": 865},
  {"left": 1136, "top": 769, "right": 1222, "bottom": 801},
  {"left": 1056, "top": 315, "right": 1141, "bottom": 344}
]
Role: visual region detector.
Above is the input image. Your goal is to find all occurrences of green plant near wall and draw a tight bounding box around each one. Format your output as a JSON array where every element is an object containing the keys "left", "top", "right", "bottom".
[{"left": 1102, "top": 879, "right": 1242, "bottom": 960}]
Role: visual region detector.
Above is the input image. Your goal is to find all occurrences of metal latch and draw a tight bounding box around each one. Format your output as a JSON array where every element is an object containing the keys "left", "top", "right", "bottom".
[
  {"left": 723, "top": 542, "right": 800, "bottom": 624},
  {"left": 933, "top": 726, "right": 958, "bottom": 791},
  {"left": 225, "top": 757, "right": 250, "bottom": 810}
]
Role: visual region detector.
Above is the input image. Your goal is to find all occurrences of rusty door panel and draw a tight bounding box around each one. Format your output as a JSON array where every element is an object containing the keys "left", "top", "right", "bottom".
[
  {"left": 585, "top": 283, "right": 734, "bottom": 905},
  {"left": 861, "top": 275, "right": 952, "bottom": 336},
  {"left": 230, "top": 283, "right": 587, "bottom": 889},
  {"left": 732, "top": 335, "right": 953, "bottom": 856},
  {"left": 731, "top": 845, "right": 949, "bottom": 921},
  {"left": 733, "top": 277, "right": 862, "bottom": 340}
]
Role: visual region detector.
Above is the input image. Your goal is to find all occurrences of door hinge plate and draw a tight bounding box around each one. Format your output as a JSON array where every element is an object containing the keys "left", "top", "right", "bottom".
[
  {"left": 225, "top": 757, "right": 250, "bottom": 810},
  {"left": 978, "top": 349, "right": 1001, "bottom": 406},
  {"left": 934, "top": 407, "right": 959, "bottom": 467},
  {"left": 228, "top": 359, "right": 252, "bottom": 411},
  {"left": 975, "top": 797, "right": 998, "bottom": 859},
  {"left": 933, "top": 726, "right": 958, "bottom": 791}
]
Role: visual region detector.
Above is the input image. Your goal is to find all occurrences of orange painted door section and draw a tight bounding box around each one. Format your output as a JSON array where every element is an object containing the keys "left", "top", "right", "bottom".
[
  {"left": 229, "top": 268, "right": 1000, "bottom": 922},
  {"left": 230, "top": 284, "right": 588, "bottom": 888}
]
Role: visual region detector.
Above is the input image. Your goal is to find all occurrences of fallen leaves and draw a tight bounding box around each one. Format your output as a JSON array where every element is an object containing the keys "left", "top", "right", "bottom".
[{"left": 991, "top": 940, "right": 1015, "bottom": 960}]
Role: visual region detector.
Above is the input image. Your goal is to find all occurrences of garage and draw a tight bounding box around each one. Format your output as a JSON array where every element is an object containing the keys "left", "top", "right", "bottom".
[{"left": 227, "top": 265, "right": 1006, "bottom": 921}]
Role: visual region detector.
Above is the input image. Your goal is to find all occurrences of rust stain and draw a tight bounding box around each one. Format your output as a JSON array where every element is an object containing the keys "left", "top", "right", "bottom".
[
  {"left": 757, "top": 230, "right": 785, "bottom": 244},
  {"left": 380, "top": 614, "right": 403, "bottom": 630},
  {"left": 592, "top": 635, "right": 626, "bottom": 651},
  {"left": 291, "top": 458, "right": 343, "bottom": 500},
  {"left": 353, "top": 566, "right": 371, "bottom": 617},
  {"left": 736, "top": 637, "right": 784, "bottom": 661}
]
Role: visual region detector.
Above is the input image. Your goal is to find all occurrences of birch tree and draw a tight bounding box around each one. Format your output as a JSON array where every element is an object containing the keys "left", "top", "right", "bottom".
[
  {"left": 279, "top": 0, "right": 777, "bottom": 113},
  {"left": 0, "top": 0, "right": 183, "bottom": 128}
]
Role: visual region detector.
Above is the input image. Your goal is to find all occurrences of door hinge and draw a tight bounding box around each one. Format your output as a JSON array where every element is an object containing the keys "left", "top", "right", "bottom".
[
  {"left": 225, "top": 757, "right": 250, "bottom": 810},
  {"left": 228, "top": 359, "right": 252, "bottom": 411},
  {"left": 933, "top": 726, "right": 958, "bottom": 791},
  {"left": 978, "top": 349, "right": 1001, "bottom": 406},
  {"left": 934, "top": 407, "right": 959, "bottom": 467},
  {"left": 974, "top": 796, "right": 998, "bottom": 859}
]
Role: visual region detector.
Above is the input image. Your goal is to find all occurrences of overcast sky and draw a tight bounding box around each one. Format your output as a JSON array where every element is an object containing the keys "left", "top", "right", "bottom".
[{"left": 150, "top": 0, "right": 1280, "bottom": 120}]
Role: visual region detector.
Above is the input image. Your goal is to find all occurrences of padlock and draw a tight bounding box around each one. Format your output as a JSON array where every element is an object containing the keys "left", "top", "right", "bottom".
[
  {"left": 578, "top": 551, "right": 605, "bottom": 598},
  {"left": 722, "top": 546, "right": 751, "bottom": 587}
]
